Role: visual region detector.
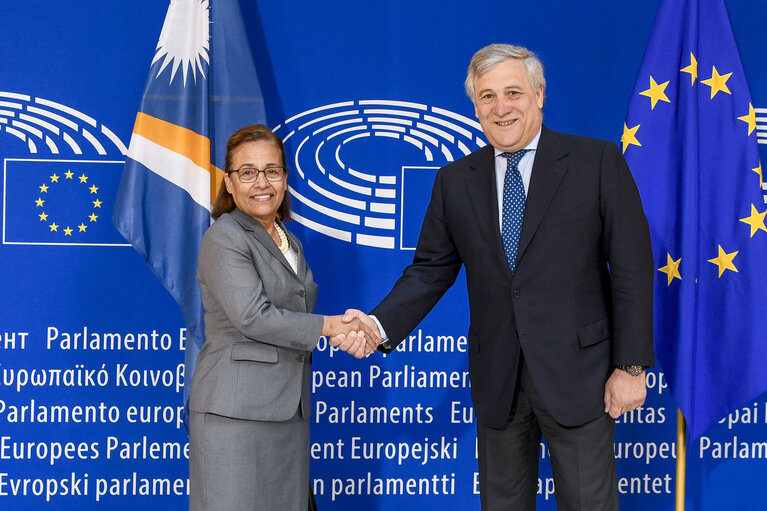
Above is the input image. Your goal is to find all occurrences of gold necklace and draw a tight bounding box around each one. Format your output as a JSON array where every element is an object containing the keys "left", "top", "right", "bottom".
[{"left": 274, "top": 222, "right": 289, "bottom": 253}]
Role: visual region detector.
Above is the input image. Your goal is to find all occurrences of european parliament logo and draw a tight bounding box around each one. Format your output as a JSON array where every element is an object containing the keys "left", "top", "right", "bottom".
[
  {"left": 274, "top": 100, "right": 486, "bottom": 250},
  {"left": 0, "top": 91, "right": 128, "bottom": 246}
]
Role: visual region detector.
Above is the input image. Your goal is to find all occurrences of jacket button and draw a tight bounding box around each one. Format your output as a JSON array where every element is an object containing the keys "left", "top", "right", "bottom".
[
  {"left": 513, "top": 290, "right": 520, "bottom": 298},
  {"left": 514, "top": 330, "right": 519, "bottom": 339},
  {"left": 296, "top": 354, "right": 304, "bottom": 362},
  {"left": 298, "top": 290, "right": 306, "bottom": 297}
]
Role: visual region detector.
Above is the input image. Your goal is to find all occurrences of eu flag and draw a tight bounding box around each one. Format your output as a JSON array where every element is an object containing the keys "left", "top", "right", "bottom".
[
  {"left": 113, "top": 0, "right": 267, "bottom": 428},
  {"left": 5, "top": 159, "right": 128, "bottom": 246},
  {"left": 623, "top": 0, "right": 767, "bottom": 440}
]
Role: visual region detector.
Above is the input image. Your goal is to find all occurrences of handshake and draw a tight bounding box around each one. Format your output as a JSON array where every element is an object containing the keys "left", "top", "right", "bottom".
[{"left": 321, "top": 309, "right": 382, "bottom": 359}]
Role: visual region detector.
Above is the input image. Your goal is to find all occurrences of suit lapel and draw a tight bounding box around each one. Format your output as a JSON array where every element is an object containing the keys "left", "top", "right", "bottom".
[
  {"left": 283, "top": 224, "right": 307, "bottom": 281},
  {"left": 465, "top": 145, "right": 511, "bottom": 273},
  {"left": 230, "top": 209, "right": 300, "bottom": 279},
  {"left": 466, "top": 146, "right": 499, "bottom": 243},
  {"left": 517, "top": 126, "right": 569, "bottom": 262}
]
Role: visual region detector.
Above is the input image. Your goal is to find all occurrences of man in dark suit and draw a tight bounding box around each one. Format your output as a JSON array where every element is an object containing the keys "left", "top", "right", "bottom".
[{"left": 344, "top": 43, "right": 654, "bottom": 510}]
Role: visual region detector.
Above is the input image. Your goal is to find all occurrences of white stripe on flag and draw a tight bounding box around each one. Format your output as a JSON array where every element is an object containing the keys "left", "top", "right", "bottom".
[{"left": 128, "top": 134, "right": 211, "bottom": 211}]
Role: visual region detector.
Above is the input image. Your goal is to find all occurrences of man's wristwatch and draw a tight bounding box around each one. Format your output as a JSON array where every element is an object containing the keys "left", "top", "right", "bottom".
[{"left": 617, "top": 364, "right": 645, "bottom": 376}]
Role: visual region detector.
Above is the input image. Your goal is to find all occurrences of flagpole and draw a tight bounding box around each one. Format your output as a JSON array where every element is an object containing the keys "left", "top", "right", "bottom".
[{"left": 675, "top": 408, "right": 687, "bottom": 510}]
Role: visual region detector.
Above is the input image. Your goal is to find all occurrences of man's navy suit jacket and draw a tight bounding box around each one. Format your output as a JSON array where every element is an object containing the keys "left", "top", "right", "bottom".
[{"left": 373, "top": 126, "right": 655, "bottom": 429}]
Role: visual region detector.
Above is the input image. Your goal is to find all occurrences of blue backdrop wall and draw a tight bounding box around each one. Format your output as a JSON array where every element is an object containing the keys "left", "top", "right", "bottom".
[{"left": 1, "top": 1, "right": 767, "bottom": 509}]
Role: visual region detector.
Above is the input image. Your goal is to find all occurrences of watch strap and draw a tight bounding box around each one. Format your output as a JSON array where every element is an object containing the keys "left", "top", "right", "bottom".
[{"left": 617, "top": 364, "right": 645, "bottom": 376}]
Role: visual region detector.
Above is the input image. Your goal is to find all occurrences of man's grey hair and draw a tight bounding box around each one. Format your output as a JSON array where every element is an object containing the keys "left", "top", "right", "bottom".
[{"left": 464, "top": 44, "right": 546, "bottom": 105}]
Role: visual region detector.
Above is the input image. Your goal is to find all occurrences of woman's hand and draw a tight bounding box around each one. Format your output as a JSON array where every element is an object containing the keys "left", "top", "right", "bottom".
[{"left": 322, "top": 315, "right": 381, "bottom": 358}]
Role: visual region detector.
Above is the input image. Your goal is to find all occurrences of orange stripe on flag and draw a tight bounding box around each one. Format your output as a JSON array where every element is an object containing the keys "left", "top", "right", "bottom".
[
  {"left": 210, "top": 166, "right": 225, "bottom": 203},
  {"left": 133, "top": 112, "right": 224, "bottom": 204}
]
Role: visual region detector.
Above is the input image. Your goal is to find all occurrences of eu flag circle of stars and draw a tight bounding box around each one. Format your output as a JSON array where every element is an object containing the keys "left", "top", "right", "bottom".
[{"left": 34, "top": 169, "right": 102, "bottom": 238}]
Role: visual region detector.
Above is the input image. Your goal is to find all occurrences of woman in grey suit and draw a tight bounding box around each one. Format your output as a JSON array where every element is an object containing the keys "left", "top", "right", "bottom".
[{"left": 189, "top": 124, "right": 377, "bottom": 511}]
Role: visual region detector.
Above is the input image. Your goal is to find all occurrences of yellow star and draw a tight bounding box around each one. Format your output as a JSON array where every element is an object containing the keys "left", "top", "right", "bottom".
[
  {"left": 738, "top": 103, "right": 757, "bottom": 136},
  {"left": 39, "top": 212, "right": 48, "bottom": 221},
  {"left": 49, "top": 222, "right": 59, "bottom": 232},
  {"left": 79, "top": 174, "right": 88, "bottom": 183},
  {"left": 701, "top": 66, "right": 732, "bottom": 99},
  {"left": 621, "top": 123, "right": 641, "bottom": 154},
  {"left": 739, "top": 204, "right": 767, "bottom": 237},
  {"left": 753, "top": 162, "right": 763, "bottom": 185},
  {"left": 78, "top": 223, "right": 87, "bottom": 232},
  {"left": 89, "top": 185, "right": 99, "bottom": 194},
  {"left": 35, "top": 198, "right": 45, "bottom": 207},
  {"left": 63, "top": 226, "right": 73, "bottom": 236},
  {"left": 680, "top": 52, "right": 698, "bottom": 85},
  {"left": 64, "top": 170, "right": 74, "bottom": 179},
  {"left": 50, "top": 173, "right": 60, "bottom": 183},
  {"left": 93, "top": 199, "right": 102, "bottom": 208},
  {"left": 639, "top": 76, "right": 671, "bottom": 110},
  {"left": 707, "top": 245, "right": 738, "bottom": 277},
  {"left": 39, "top": 183, "right": 49, "bottom": 193},
  {"left": 89, "top": 213, "right": 98, "bottom": 222},
  {"left": 658, "top": 253, "right": 682, "bottom": 286}
]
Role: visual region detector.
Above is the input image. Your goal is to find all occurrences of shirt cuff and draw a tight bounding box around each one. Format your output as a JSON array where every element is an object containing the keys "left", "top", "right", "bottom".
[{"left": 368, "top": 314, "right": 388, "bottom": 345}]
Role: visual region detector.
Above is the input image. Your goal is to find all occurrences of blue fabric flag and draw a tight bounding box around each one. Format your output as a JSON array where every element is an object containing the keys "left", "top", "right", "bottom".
[
  {"left": 623, "top": 0, "right": 767, "bottom": 440},
  {"left": 113, "top": 0, "right": 266, "bottom": 429}
]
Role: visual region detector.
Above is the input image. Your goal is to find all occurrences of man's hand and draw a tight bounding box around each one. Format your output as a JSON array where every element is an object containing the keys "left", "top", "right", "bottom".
[
  {"left": 342, "top": 309, "right": 383, "bottom": 354},
  {"left": 603, "top": 368, "right": 647, "bottom": 419},
  {"left": 323, "top": 314, "right": 381, "bottom": 358}
]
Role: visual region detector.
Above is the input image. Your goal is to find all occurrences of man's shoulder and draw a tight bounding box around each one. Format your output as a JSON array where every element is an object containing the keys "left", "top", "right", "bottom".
[
  {"left": 439, "top": 144, "right": 494, "bottom": 176},
  {"left": 542, "top": 127, "right": 619, "bottom": 155}
]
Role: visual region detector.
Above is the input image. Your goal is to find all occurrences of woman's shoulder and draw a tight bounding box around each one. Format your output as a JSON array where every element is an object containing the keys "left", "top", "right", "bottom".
[{"left": 201, "top": 212, "right": 245, "bottom": 246}]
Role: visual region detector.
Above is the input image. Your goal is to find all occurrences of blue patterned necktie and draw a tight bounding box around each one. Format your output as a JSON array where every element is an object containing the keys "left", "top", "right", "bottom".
[{"left": 500, "top": 149, "right": 530, "bottom": 273}]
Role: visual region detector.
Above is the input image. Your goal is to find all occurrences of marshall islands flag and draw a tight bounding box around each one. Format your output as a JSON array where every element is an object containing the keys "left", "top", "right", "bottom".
[{"left": 113, "top": 0, "right": 267, "bottom": 427}]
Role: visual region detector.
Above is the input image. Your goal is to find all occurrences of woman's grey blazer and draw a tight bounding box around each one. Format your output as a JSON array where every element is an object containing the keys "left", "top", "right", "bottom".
[{"left": 189, "top": 207, "right": 324, "bottom": 421}]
